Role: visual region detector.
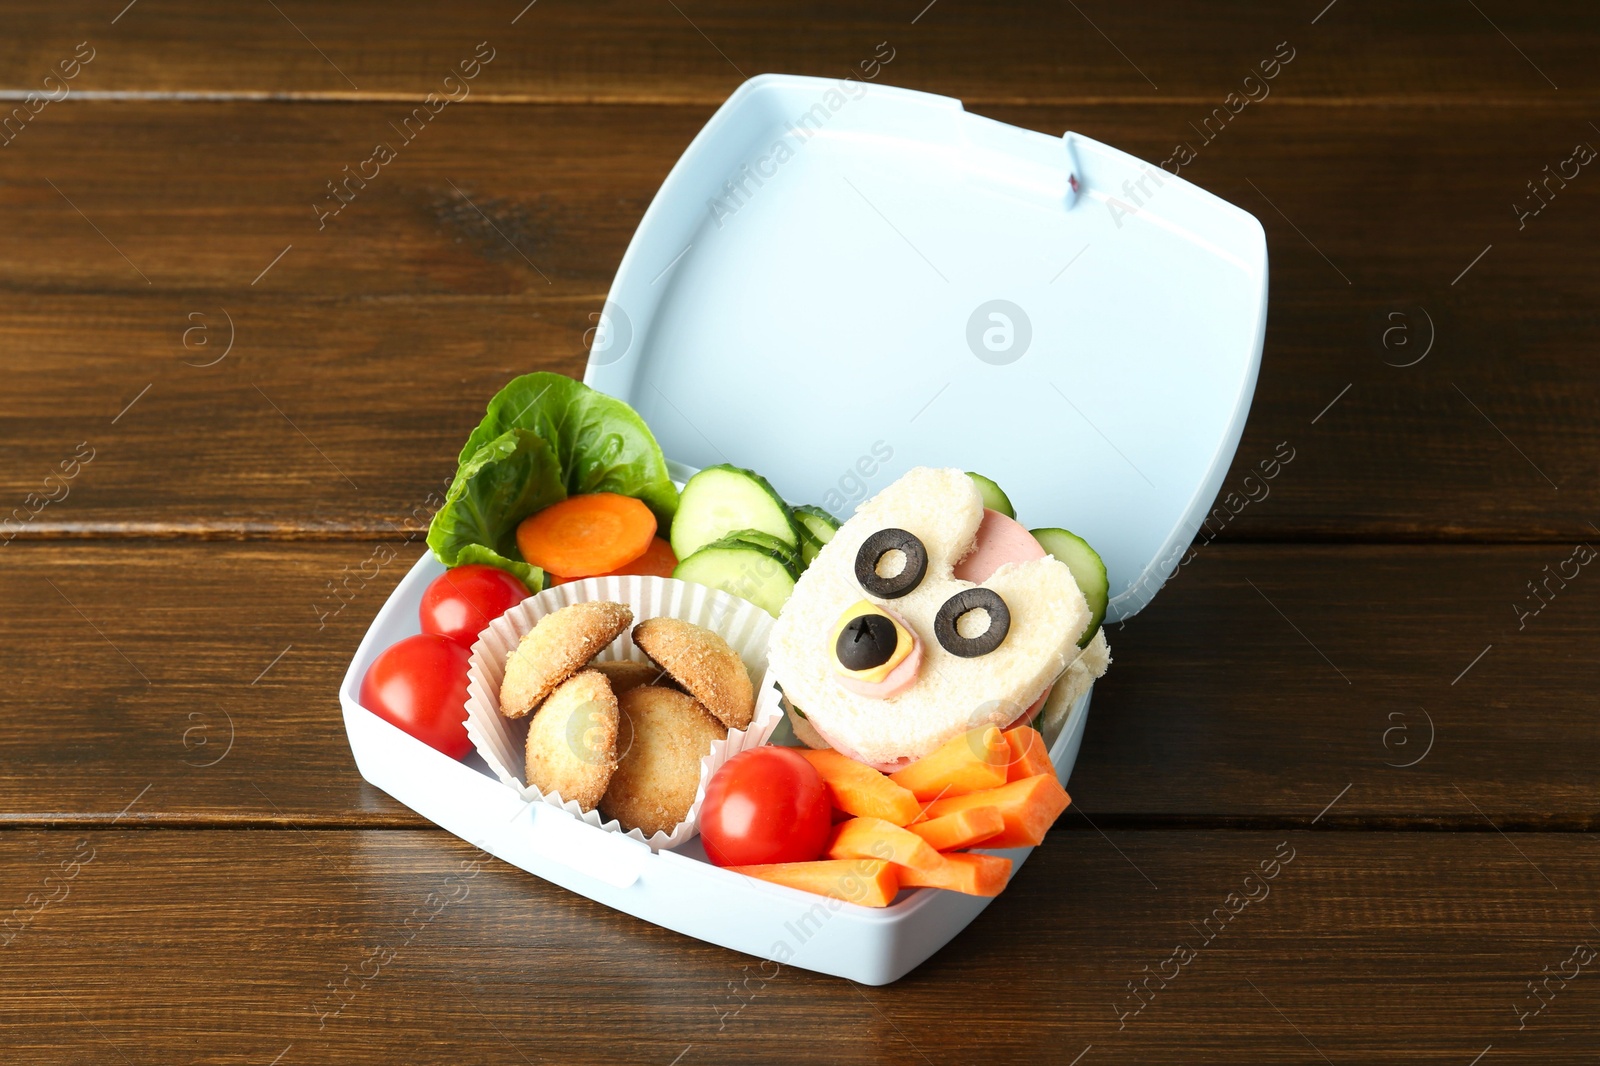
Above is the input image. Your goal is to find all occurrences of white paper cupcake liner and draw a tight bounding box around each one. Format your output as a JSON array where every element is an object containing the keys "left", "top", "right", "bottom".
[{"left": 465, "top": 575, "right": 783, "bottom": 851}]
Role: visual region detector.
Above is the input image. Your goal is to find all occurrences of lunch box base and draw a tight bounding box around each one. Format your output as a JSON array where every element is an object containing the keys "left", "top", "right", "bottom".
[{"left": 340, "top": 552, "right": 1093, "bottom": 984}]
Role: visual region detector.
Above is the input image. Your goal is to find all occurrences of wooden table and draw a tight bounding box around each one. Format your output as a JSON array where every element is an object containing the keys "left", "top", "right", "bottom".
[{"left": 3, "top": 2, "right": 1596, "bottom": 1061}]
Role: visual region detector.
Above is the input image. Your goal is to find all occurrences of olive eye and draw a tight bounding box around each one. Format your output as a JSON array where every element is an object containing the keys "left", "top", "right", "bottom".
[
  {"left": 934, "top": 588, "right": 1011, "bottom": 657},
  {"left": 855, "top": 528, "right": 928, "bottom": 599}
]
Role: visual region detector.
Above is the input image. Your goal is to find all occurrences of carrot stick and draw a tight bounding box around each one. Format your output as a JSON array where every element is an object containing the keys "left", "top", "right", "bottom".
[
  {"left": 1001, "top": 726, "right": 1055, "bottom": 781},
  {"left": 906, "top": 807, "right": 1004, "bottom": 852},
  {"left": 516, "top": 493, "right": 656, "bottom": 578},
  {"left": 888, "top": 726, "right": 1009, "bottom": 800},
  {"left": 897, "top": 853, "right": 1011, "bottom": 897},
  {"left": 726, "top": 859, "right": 900, "bottom": 907},
  {"left": 799, "top": 749, "right": 921, "bottom": 826},
  {"left": 827, "top": 817, "right": 946, "bottom": 873}
]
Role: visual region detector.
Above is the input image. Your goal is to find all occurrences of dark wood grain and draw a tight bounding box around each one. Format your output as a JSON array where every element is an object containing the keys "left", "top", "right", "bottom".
[
  {"left": 2, "top": 0, "right": 1595, "bottom": 104},
  {"left": 2, "top": 2, "right": 1596, "bottom": 1055},
  {"left": 2, "top": 828, "right": 1596, "bottom": 1064},
  {"left": 4, "top": 540, "right": 1594, "bottom": 827},
  {"left": 1, "top": 101, "right": 1597, "bottom": 539}
]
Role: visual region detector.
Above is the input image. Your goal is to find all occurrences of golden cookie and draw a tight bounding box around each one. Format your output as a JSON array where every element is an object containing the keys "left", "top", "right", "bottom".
[
  {"left": 590, "top": 659, "right": 672, "bottom": 696},
  {"left": 631, "top": 617, "right": 754, "bottom": 731},
  {"left": 499, "top": 600, "right": 632, "bottom": 719},
  {"left": 523, "top": 670, "right": 619, "bottom": 811},
  {"left": 600, "top": 685, "right": 725, "bottom": 837}
]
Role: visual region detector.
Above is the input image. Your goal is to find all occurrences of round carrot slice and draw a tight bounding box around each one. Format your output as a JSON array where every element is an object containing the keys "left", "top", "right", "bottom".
[
  {"left": 516, "top": 494, "right": 657, "bottom": 578},
  {"left": 547, "top": 537, "right": 677, "bottom": 586},
  {"left": 612, "top": 537, "right": 677, "bottom": 578}
]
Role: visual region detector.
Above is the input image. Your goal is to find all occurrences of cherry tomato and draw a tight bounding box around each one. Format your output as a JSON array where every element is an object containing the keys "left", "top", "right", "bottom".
[
  {"left": 359, "top": 634, "right": 473, "bottom": 759},
  {"left": 700, "top": 747, "right": 831, "bottom": 867},
  {"left": 419, "top": 564, "right": 530, "bottom": 648}
]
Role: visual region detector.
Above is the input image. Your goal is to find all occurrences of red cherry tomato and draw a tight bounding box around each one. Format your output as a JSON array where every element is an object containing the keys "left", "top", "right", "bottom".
[
  {"left": 359, "top": 634, "right": 473, "bottom": 759},
  {"left": 701, "top": 747, "right": 831, "bottom": 867},
  {"left": 419, "top": 564, "right": 530, "bottom": 648}
]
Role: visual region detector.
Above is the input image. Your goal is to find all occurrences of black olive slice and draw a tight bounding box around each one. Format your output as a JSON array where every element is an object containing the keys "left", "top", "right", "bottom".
[
  {"left": 934, "top": 588, "right": 1011, "bottom": 657},
  {"left": 835, "top": 612, "right": 899, "bottom": 671},
  {"left": 855, "top": 528, "right": 928, "bottom": 599}
]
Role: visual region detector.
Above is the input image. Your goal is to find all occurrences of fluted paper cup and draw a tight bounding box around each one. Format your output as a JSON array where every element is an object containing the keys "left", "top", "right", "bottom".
[{"left": 465, "top": 575, "right": 782, "bottom": 851}]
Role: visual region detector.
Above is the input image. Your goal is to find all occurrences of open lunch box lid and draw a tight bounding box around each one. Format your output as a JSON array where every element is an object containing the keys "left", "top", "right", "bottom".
[
  {"left": 586, "top": 73, "right": 1268, "bottom": 621},
  {"left": 340, "top": 74, "right": 1267, "bottom": 985}
]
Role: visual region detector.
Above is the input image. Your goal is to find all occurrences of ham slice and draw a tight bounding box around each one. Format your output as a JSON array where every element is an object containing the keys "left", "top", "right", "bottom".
[{"left": 953, "top": 508, "right": 1047, "bottom": 582}]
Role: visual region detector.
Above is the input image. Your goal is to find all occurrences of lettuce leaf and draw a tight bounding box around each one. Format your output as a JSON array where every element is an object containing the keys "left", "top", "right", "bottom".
[
  {"left": 426, "top": 428, "right": 566, "bottom": 590},
  {"left": 458, "top": 372, "right": 678, "bottom": 526}
]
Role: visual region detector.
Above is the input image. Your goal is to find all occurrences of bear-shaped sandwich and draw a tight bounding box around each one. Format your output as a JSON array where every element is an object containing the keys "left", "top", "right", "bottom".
[{"left": 768, "top": 466, "right": 1110, "bottom": 772}]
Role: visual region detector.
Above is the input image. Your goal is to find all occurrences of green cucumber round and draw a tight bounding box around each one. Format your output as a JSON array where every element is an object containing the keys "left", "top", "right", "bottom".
[
  {"left": 673, "top": 536, "right": 798, "bottom": 617},
  {"left": 791, "top": 505, "right": 840, "bottom": 567},
  {"left": 966, "top": 472, "right": 1016, "bottom": 518},
  {"left": 670, "top": 464, "right": 799, "bottom": 562},
  {"left": 1030, "top": 527, "right": 1108, "bottom": 647},
  {"left": 721, "top": 528, "right": 803, "bottom": 579}
]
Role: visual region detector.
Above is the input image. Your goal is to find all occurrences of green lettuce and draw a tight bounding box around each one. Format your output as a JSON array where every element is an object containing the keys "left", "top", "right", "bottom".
[
  {"left": 458, "top": 372, "right": 678, "bottom": 526},
  {"left": 427, "top": 374, "right": 679, "bottom": 588},
  {"left": 427, "top": 428, "right": 566, "bottom": 589}
]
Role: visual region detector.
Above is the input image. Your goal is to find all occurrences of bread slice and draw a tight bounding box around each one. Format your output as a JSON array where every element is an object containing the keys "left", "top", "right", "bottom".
[
  {"left": 1037, "top": 629, "right": 1112, "bottom": 743},
  {"left": 767, "top": 467, "right": 1090, "bottom": 767}
]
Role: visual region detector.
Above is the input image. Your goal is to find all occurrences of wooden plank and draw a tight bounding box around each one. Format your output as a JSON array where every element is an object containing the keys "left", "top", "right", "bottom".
[
  {"left": 1, "top": 100, "right": 1596, "bottom": 539},
  {"left": 0, "top": 287, "right": 1569, "bottom": 543},
  {"left": 3, "top": 541, "right": 1595, "bottom": 826},
  {"left": 1, "top": 0, "right": 1595, "bottom": 104},
  {"left": 0, "top": 104, "right": 683, "bottom": 296},
  {"left": 2, "top": 827, "right": 1596, "bottom": 1062},
  {"left": 5, "top": 287, "right": 1590, "bottom": 542},
  {"left": 2, "top": 100, "right": 1596, "bottom": 302},
  {"left": 0, "top": 295, "right": 594, "bottom": 540}
]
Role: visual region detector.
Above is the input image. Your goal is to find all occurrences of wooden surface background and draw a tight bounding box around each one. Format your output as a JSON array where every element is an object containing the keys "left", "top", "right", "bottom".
[{"left": 2, "top": 2, "right": 1597, "bottom": 1062}]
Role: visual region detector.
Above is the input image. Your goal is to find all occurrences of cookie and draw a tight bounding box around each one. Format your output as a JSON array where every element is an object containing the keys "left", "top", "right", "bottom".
[
  {"left": 600, "top": 685, "right": 726, "bottom": 837},
  {"left": 590, "top": 658, "right": 672, "bottom": 696},
  {"left": 499, "top": 600, "right": 632, "bottom": 719},
  {"left": 631, "top": 617, "right": 755, "bottom": 731},
  {"left": 523, "top": 670, "right": 619, "bottom": 811}
]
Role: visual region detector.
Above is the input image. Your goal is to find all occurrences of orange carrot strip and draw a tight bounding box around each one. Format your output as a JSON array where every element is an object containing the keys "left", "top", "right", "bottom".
[
  {"left": 888, "top": 726, "right": 1008, "bottom": 800},
  {"left": 896, "top": 853, "right": 1012, "bottom": 897},
  {"left": 799, "top": 749, "right": 920, "bottom": 826},
  {"left": 726, "top": 859, "right": 899, "bottom": 907},
  {"left": 1002, "top": 726, "right": 1055, "bottom": 781},
  {"left": 918, "top": 774, "right": 1071, "bottom": 848},
  {"left": 827, "top": 817, "right": 946, "bottom": 873},
  {"left": 906, "top": 807, "right": 1005, "bottom": 852}
]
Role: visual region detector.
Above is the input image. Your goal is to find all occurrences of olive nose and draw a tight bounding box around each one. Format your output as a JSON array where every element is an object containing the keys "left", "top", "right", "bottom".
[
  {"left": 837, "top": 612, "right": 899, "bottom": 671},
  {"left": 830, "top": 600, "right": 922, "bottom": 699}
]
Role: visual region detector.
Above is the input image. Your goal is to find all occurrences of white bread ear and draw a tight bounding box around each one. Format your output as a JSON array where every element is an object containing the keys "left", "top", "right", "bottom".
[
  {"left": 829, "top": 466, "right": 983, "bottom": 583},
  {"left": 768, "top": 466, "right": 1095, "bottom": 767}
]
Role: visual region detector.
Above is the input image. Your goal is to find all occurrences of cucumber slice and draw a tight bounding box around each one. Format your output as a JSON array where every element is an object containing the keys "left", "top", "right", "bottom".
[
  {"left": 673, "top": 537, "right": 798, "bottom": 617},
  {"left": 966, "top": 472, "right": 1016, "bottom": 518},
  {"left": 670, "top": 464, "right": 799, "bottom": 562},
  {"left": 721, "top": 528, "right": 802, "bottom": 579},
  {"left": 791, "top": 505, "right": 840, "bottom": 566},
  {"left": 1030, "top": 527, "right": 1108, "bottom": 647}
]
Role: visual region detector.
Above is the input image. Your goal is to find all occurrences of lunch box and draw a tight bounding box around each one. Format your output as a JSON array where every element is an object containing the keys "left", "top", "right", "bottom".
[{"left": 340, "top": 74, "right": 1267, "bottom": 984}]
